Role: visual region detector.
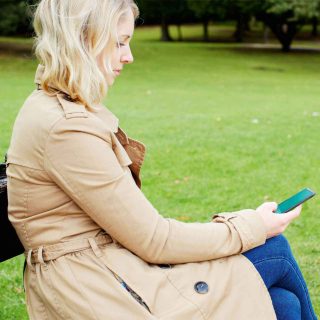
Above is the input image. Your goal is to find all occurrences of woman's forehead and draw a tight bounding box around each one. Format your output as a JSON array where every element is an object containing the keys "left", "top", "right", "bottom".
[{"left": 117, "top": 9, "right": 135, "bottom": 37}]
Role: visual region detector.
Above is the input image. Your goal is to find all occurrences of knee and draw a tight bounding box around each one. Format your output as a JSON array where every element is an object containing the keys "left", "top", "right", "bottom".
[
  {"left": 243, "top": 234, "right": 295, "bottom": 264},
  {"left": 269, "top": 287, "right": 301, "bottom": 319}
]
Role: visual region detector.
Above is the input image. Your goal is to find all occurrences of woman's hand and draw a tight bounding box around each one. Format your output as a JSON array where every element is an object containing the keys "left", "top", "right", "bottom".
[{"left": 256, "top": 202, "right": 302, "bottom": 239}]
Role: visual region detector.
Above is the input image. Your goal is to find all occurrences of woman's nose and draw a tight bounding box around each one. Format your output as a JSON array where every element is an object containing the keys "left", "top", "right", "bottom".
[{"left": 121, "top": 47, "right": 134, "bottom": 64}]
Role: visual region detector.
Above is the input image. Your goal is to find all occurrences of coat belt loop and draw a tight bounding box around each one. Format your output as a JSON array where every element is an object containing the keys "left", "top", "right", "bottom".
[
  {"left": 27, "top": 249, "right": 35, "bottom": 272},
  {"left": 88, "top": 238, "right": 103, "bottom": 258},
  {"left": 37, "top": 246, "right": 45, "bottom": 265}
]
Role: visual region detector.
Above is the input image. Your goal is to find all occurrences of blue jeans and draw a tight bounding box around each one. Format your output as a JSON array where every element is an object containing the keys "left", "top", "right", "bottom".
[{"left": 243, "top": 235, "right": 318, "bottom": 320}]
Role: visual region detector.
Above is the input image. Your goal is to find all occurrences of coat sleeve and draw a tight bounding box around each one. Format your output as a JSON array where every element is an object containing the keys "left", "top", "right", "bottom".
[{"left": 44, "top": 116, "right": 267, "bottom": 264}]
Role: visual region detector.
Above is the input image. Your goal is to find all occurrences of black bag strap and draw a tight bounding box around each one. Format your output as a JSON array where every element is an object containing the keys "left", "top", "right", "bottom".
[
  {"left": 0, "top": 154, "right": 25, "bottom": 263},
  {"left": 0, "top": 154, "right": 6, "bottom": 179},
  {"left": 0, "top": 157, "right": 7, "bottom": 200}
]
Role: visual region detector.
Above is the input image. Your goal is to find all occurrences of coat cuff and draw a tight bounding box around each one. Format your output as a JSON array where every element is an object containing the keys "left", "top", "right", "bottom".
[{"left": 212, "top": 209, "right": 267, "bottom": 252}]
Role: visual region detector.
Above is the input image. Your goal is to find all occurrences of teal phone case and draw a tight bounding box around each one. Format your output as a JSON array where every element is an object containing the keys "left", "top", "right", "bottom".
[{"left": 275, "top": 188, "right": 316, "bottom": 214}]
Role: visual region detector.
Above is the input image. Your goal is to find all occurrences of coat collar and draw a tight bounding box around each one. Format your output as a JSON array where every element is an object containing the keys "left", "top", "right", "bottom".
[
  {"left": 34, "top": 65, "right": 145, "bottom": 188},
  {"left": 34, "top": 64, "right": 44, "bottom": 86},
  {"left": 34, "top": 64, "right": 119, "bottom": 133}
]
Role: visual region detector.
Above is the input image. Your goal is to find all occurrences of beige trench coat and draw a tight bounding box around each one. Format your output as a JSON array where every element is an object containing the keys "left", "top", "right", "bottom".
[{"left": 6, "top": 65, "right": 276, "bottom": 319}]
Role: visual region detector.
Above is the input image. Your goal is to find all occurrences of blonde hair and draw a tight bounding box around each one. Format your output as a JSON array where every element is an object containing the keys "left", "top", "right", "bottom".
[{"left": 33, "top": 0, "right": 139, "bottom": 110}]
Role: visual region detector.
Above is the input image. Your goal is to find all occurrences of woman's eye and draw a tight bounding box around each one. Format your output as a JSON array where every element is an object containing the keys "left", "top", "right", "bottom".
[{"left": 117, "top": 42, "right": 125, "bottom": 48}]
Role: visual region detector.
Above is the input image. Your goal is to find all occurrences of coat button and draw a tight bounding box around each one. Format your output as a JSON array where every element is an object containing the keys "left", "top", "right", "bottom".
[{"left": 194, "top": 281, "right": 209, "bottom": 294}]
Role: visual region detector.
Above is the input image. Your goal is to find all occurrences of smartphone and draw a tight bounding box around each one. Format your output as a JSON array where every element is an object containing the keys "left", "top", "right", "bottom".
[{"left": 275, "top": 188, "right": 316, "bottom": 214}]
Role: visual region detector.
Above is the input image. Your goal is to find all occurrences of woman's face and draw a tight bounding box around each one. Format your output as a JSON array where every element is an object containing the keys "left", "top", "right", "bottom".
[{"left": 97, "top": 8, "right": 135, "bottom": 86}]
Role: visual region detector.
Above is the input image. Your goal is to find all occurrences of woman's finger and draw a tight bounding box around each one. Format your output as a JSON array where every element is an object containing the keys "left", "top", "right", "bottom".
[{"left": 282, "top": 204, "right": 302, "bottom": 223}]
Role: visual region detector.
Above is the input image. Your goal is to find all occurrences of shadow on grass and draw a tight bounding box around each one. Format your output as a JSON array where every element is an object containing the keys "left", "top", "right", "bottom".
[
  {"left": 0, "top": 42, "right": 34, "bottom": 57},
  {"left": 1, "top": 37, "right": 319, "bottom": 58},
  {"left": 229, "top": 44, "right": 320, "bottom": 55}
]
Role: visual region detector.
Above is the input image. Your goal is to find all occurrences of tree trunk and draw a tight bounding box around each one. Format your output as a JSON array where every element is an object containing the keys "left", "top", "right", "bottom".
[
  {"left": 234, "top": 14, "right": 247, "bottom": 42},
  {"left": 311, "top": 18, "right": 318, "bottom": 37},
  {"left": 161, "top": 16, "right": 172, "bottom": 41},
  {"left": 177, "top": 24, "right": 182, "bottom": 41},
  {"left": 264, "top": 16, "right": 297, "bottom": 52},
  {"left": 203, "top": 19, "right": 209, "bottom": 42},
  {"left": 279, "top": 23, "right": 296, "bottom": 52},
  {"left": 263, "top": 23, "right": 270, "bottom": 43},
  {"left": 244, "top": 16, "right": 251, "bottom": 32},
  {"left": 281, "top": 38, "right": 292, "bottom": 52}
]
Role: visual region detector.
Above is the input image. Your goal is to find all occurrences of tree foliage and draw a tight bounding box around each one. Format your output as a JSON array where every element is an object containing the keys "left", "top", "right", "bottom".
[
  {"left": 0, "top": 0, "right": 36, "bottom": 36},
  {"left": 267, "top": 0, "right": 320, "bottom": 20}
]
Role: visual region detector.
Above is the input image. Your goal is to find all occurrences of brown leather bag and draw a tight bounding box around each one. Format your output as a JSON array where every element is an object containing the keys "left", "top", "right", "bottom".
[{"left": 0, "top": 156, "right": 24, "bottom": 262}]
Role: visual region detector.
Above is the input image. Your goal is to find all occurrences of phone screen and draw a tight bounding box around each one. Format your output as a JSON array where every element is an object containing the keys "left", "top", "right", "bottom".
[{"left": 275, "top": 188, "right": 316, "bottom": 214}]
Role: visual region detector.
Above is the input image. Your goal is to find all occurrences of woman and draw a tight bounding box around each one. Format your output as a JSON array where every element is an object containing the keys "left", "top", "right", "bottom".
[{"left": 6, "top": 0, "right": 317, "bottom": 319}]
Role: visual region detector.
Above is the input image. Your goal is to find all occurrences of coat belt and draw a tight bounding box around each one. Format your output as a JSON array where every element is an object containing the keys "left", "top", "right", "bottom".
[{"left": 25, "top": 233, "right": 113, "bottom": 267}]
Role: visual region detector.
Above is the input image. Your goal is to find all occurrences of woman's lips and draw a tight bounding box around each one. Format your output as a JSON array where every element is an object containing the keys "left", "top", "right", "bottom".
[{"left": 114, "top": 70, "right": 121, "bottom": 76}]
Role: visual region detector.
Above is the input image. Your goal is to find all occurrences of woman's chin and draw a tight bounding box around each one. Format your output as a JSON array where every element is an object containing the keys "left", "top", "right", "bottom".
[{"left": 106, "top": 78, "right": 115, "bottom": 87}]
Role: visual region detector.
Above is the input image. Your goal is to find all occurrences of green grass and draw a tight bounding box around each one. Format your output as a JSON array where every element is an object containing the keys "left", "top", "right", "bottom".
[{"left": 0, "top": 25, "right": 320, "bottom": 318}]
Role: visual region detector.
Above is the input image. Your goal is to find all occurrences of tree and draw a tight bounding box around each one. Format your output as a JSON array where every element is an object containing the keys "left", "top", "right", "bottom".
[
  {"left": 225, "top": 1, "right": 255, "bottom": 42},
  {"left": 136, "top": 0, "right": 192, "bottom": 41},
  {"left": 255, "top": 0, "right": 320, "bottom": 51},
  {"left": 187, "top": 0, "right": 227, "bottom": 41},
  {"left": 223, "top": 0, "right": 320, "bottom": 51}
]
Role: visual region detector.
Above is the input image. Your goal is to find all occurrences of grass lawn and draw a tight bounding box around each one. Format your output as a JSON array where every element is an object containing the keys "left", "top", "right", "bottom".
[{"left": 0, "top": 24, "right": 319, "bottom": 318}]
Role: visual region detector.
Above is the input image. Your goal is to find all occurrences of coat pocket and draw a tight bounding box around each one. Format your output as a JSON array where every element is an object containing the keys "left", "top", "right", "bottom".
[
  {"left": 99, "top": 243, "right": 198, "bottom": 318},
  {"left": 108, "top": 268, "right": 152, "bottom": 313}
]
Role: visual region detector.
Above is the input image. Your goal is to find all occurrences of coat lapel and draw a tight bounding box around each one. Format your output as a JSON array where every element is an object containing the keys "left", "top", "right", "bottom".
[{"left": 115, "top": 128, "right": 146, "bottom": 189}]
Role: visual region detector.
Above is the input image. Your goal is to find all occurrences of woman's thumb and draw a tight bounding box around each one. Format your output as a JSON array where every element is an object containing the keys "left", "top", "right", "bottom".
[{"left": 257, "top": 201, "right": 278, "bottom": 212}]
